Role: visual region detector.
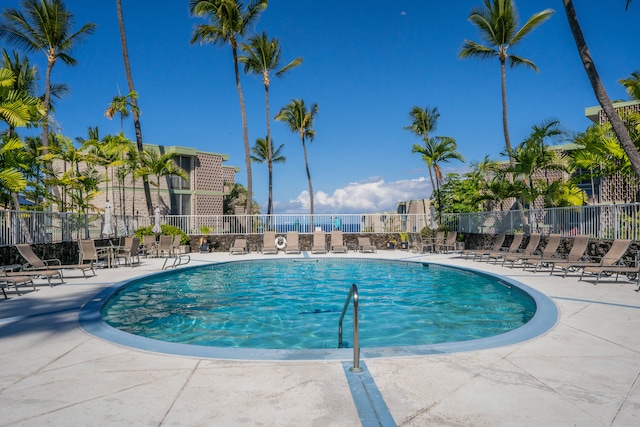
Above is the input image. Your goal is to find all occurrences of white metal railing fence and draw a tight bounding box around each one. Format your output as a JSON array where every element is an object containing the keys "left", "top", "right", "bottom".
[
  {"left": 3, "top": 204, "right": 640, "bottom": 247},
  {"left": 443, "top": 203, "right": 640, "bottom": 240},
  {"left": 0, "top": 211, "right": 430, "bottom": 247}
]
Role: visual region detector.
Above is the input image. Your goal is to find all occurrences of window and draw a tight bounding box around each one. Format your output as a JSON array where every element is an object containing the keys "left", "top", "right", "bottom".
[
  {"left": 171, "top": 156, "right": 191, "bottom": 190},
  {"left": 170, "top": 194, "right": 191, "bottom": 215}
]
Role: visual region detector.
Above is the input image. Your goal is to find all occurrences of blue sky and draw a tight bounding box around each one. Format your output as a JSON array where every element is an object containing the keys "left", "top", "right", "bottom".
[{"left": 2, "top": 1, "right": 639, "bottom": 214}]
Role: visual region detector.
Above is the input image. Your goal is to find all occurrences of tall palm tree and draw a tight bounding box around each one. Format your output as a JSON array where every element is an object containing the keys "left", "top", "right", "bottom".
[
  {"left": 404, "top": 106, "right": 440, "bottom": 191},
  {"left": 459, "top": 0, "right": 553, "bottom": 164},
  {"left": 251, "top": 136, "right": 285, "bottom": 216},
  {"left": 561, "top": 0, "right": 640, "bottom": 177},
  {"left": 114, "top": 0, "right": 153, "bottom": 216},
  {"left": 412, "top": 136, "right": 465, "bottom": 221},
  {"left": 240, "top": 31, "right": 302, "bottom": 215},
  {"left": 404, "top": 106, "right": 440, "bottom": 220},
  {"left": 0, "top": 0, "right": 96, "bottom": 159},
  {"left": 189, "top": 0, "right": 269, "bottom": 216},
  {"left": 275, "top": 99, "right": 319, "bottom": 216}
]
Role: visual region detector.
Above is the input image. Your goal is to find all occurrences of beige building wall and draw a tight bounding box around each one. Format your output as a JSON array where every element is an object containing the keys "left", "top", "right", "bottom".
[{"left": 57, "top": 144, "right": 236, "bottom": 217}]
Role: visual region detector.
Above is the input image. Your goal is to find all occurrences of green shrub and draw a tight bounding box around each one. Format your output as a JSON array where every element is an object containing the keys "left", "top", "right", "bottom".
[{"left": 135, "top": 224, "right": 190, "bottom": 245}]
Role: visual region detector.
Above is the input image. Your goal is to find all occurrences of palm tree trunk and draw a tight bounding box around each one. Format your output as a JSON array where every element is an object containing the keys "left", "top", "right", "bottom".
[
  {"left": 301, "top": 137, "right": 314, "bottom": 216},
  {"left": 116, "top": 0, "right": 154, "bottom": 216},
  {"left": 231, "top": 43, "right": 253, "bottom": 215},
  {"left": 562, "top": 0, "right": 640, "bottom": 178},
  {"left": 265, "top": 84, "right": 273, "bottom": 216},
  {"left": 500, "top": 59, "right": 514, "bottom": 166}
]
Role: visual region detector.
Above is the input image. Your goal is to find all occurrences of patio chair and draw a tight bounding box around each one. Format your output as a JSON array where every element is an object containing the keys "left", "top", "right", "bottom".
[
  {"left": 426, "top": 231, "right": 445, "bottom": 253},
  {"left": 16, "top": 243, "right": 94, "bottom": 279},
  {"left": 1, "top": 269, "right": 36, "bottom": 297},
  {"left": 311, "top": 231, "right": 327, "bottom": 254},
  {"left": 520, "top": 234, "right": 562, "bottom": 270},
  {"left": 502, "top": 233, "right": 541, "bottom": 268},
  {"left": 330, "top": 230, "right": 348, "bottom": 254},
  {"left": 461, "top": 232, "right": 506, "bottom": 260},
  {"left": 171, "top": 234, "right": 182, "bottom": 256},
  {"left": 157, "top": 235, "right": 173, "bottom": 257},
  {"left": 533, "top": 234, "right": 590, "bottom": 274},
  {"left": 115, "top": 237, "right": 141, "bottom": 267},
  {"left": 438, "top": 231, "right": 458, "bottom": 253},
  {"left": 560, "top": 239, "right": 632, "bottom": 278},
  {"left": 284, "top": 231, "right": 301, "bottom": 254},
  {"left": 261, "top": 231, "right": 278, "bottom": 255},
  {"left": 358, "top": 237, "right": 377, "bottom": 253},
  {"left": 142, "top": 235, "right": 158, "bottom": 258},
  {"left": 229, "top": 238, "right": 248, "bottom": 255},
  {"left": 485, "top": 233, "right": 524, "bottom": 264},
  {"left": 79, "top": 239, "right": 112, "bottom": 269}
]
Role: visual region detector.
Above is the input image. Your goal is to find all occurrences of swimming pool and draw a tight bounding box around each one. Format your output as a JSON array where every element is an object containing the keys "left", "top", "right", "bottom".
[{"left": 81, "top": 259, "right": 557, "bottom": 360}]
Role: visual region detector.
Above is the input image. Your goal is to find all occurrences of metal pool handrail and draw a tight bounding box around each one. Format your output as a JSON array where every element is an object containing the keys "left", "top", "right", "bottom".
[{"left": 338, "top": 284, "right": 362, "bottom": 373}]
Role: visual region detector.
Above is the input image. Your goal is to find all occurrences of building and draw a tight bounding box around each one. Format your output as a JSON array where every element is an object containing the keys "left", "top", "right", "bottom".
[
  {"left": 90, "top": 144, "right": 239, "bottom": 217},
  {"left": 581, "top": 100, "right": 640, "bottom": 204}
]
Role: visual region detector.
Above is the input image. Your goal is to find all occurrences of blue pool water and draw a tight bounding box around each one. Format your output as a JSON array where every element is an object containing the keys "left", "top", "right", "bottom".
[{"left": 100, "top": 259, "right": 537, "bottom": 350}]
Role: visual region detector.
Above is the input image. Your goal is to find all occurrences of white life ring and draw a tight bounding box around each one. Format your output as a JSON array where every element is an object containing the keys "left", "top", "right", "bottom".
[{"left": 275, "top": 236, "right": 287, "bottom": 250}]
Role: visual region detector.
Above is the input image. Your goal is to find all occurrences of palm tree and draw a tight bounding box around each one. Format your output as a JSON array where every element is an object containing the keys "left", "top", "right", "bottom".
[
  {"left": 275, "top": 99, "right": 319, "bottom": 216},
  {"left": 0, "top": 66, "right": 43, "bottom": 213},
  {"left": 114, "top": 0, "right": 153, "bottom": 216},
  {"left": 561, "top": 0, "right": 640, "bottom": 177},
  {"left": 251, "top": 136, "right": 285, "bottom": 216},
  {"left": 404, "top": 106, "right": 441, "bottom": 220},
  {"left": 105, "top": 90, "right": 140, "bottom": 132},
  {"left": 459, "top": 0, "right": 553, "bottom": 164},
  {"left": 619, "top": 70, "right": 640, "bottom": 101},
  {"left": 240, "top": 31, "right": 302, "bottom": 215},
  {"left": 136, "top": 148, "right": 188, "bottom": 207},
  {"left": 412, "top": 136, "right": 465, "bottom": 221},
  {"left": 404, "top": 106, "right": 440, "bottom": 191},
  {"left": 189, "top": 0, "right": 269, "bottom": 216},
  {"left": 0, "top": 0, "right": 96, "bottom": 160}
]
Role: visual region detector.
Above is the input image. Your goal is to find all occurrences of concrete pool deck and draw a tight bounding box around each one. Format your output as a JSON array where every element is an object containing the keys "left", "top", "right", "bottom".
[{"left": 1, "top": 250, "right": 639, "bottom": 426}]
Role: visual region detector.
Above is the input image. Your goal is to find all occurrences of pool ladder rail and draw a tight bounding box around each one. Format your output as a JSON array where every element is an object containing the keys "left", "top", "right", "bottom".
[{"left": 338, "top": 283, "right": 362, "bottom": 373}]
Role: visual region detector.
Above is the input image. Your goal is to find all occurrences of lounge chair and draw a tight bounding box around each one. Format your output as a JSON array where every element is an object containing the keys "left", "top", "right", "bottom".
[
  {"left": 16, "top": 243, "right": 94, "bottom": 279},
  {"left": 284, "top": 232, "right": 301, "bottom": 254},
  {"left": 533, "top": 234, "right": 590, "bottom": 274},
  {"left": 261, "top": 231, "right": 278, "bottom": 255},
  {"left": 229, "top": 238, "right": 248, "bottom": 255},
  {"left": 358, "top": 237, "right": 377, "bottom": 253},
  {"left": 461, "top": 232, "right": 506, "bottom": 260},
  {"left": 484, "top": 233, "right": 524, "bottom": 264},
  {"left": 579, "top": 262, "right": 640, "bottom": 288},
  {"left": 330, "top": 230, "right": 348, "bottom": 253},
  {"left": 520, "top": 234, "right": 562, "bottom": 270},
  {"left": 1, "top": 269, "right": 36, "bottom": 297},
  {"left": 502, "top": 233, "right": 541, "bottom": 268},
  {"left": 438, "top": 231, "right": 458, "bottom": 253},
  {"left": 311, "top": 231, "right": 327, "bottom": 254},
  {"left": 559, "top": 239, "right": 631, "bottom": 278}
]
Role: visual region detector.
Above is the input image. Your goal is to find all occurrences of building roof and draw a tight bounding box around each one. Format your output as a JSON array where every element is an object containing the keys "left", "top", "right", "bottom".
[{"left": 585, "top": 100, "right": 640, "bottom": 123}]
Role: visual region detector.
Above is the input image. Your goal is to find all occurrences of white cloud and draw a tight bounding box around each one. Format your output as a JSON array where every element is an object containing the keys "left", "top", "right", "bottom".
[{"left": 281, "top": 176, "right": 432, "bottom": 214}]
